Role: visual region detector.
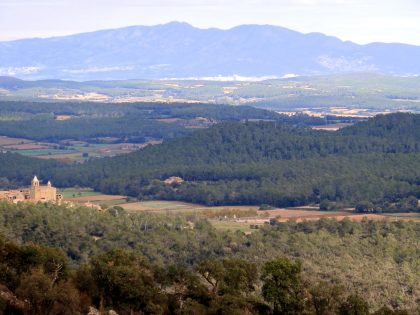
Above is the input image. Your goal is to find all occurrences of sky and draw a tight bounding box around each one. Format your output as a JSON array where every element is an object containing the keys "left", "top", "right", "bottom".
[{"left": 1, "top": 0, "right": 419, "bottom": 45}]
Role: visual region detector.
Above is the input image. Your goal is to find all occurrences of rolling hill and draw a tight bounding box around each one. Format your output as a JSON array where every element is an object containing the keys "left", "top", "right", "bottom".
[{"left": 1, "top": 112, "right": 416, "bottom": 209}]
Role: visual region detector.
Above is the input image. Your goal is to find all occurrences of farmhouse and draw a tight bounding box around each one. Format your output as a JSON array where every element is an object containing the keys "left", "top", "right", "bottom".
[
  {"left": 0, "top": 176, "right": 63, "bottom": 204},
  {"left": 163, "top": 176, "right": 184, "bottom": 184}
]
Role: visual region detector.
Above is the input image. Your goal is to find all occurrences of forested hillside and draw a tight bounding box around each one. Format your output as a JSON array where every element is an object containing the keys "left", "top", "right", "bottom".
[
  {"left": 0, "top": 101, "right": 326, "bottom": 142},
  {"left": 0, "top": 202, "right": 418, "bottom": 312},
  {"left": 46, "top": 113, "right": 420, "bottom": 210},
  {"left": 0, "top": 153, "right": 58, "bottom": 189},
  {"left": 1, "top": 113, "right": 420, "bottom": 210}
]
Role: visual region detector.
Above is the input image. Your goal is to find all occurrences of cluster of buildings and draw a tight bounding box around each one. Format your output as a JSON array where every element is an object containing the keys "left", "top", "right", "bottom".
[{"left": 0, "top": 176, "right": 63, "bottom": 204}]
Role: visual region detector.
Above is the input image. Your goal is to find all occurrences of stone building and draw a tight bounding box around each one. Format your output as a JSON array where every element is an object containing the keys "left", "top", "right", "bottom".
[
  {"left": 0, "top": 190, "right": 26, "bottom": 203},
  {"left": 0, "top": 176, "right": 62, "bottom": 204}
]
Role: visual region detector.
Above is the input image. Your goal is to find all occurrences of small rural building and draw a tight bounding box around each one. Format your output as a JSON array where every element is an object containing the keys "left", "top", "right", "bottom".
[{"left": 163, "top": 176, "right": 184, "bottom": 185}]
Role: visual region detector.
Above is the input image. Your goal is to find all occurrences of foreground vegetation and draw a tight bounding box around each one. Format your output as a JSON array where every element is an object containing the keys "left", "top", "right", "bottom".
[
  {"left": 4, "top": 235, "right": 416, "bottom": 315},
  {"left": 0, "top": 201, "right": 419, "bottom": 313}
]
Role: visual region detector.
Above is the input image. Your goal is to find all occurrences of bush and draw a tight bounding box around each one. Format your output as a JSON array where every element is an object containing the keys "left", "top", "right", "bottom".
[{"left": 319, "top": 200, "right": 337, "bottom": 211}]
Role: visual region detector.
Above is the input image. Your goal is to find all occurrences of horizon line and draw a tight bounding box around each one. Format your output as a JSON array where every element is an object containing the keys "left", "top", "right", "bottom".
[{"left": 1, "top": 21, "right": 417, "bottom": 47}]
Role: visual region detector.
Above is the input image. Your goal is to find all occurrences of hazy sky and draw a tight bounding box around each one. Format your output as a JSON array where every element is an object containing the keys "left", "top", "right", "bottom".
[{"left": 1, "top": 0, "right": 419, "bottom": 45}]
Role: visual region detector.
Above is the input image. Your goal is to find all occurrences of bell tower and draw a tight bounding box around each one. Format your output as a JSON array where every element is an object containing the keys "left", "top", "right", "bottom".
[{"left": 32, "top": 176, "right": 40, "bottom": 187}]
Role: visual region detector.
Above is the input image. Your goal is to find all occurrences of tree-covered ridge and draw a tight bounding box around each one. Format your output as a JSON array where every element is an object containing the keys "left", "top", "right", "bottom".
[
  {"left": 1, "top": 113, "right": 420, "bottom": 208},
  {"left": 0, "top": 101, "right": 328, "bottom": 142},
  {"left": 55, "top": 153, "right": 418, "bottom": 208},
  {"left": 41, "top": 113, "right": 420, "bottom": 208},
  {"left": 0, "top": 101, "right": 292, "bottom": 120},
  {"left": 0, "top": 115, "right": 189, "bottom": 142},
  {"left": 0, "top": 201, "right": 419, "bottom": 312},
  {"left": 80, "top": 113, "right": 420, "bottom": 169},
  {"left": 340, "top": 112, "right": 420, "bottom": 141}
]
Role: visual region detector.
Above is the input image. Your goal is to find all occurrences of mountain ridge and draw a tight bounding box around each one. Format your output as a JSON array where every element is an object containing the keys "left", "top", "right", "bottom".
[{"left": 1, "top": 22, "right": 419, "bottom": 80}]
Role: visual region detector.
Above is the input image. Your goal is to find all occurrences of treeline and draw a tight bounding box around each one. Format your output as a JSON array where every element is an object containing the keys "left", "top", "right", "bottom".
[{"left": 0, "top": 202, "right": 419, "bottom": 311}]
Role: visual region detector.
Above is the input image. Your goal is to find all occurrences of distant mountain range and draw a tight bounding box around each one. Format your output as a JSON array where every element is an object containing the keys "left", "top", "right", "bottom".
[{"left": 1, "top": 22, "right": 420, "bottom": 80}]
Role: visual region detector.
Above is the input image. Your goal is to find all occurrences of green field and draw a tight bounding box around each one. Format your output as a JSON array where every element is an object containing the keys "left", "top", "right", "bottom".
[
  {"left": 91, "top": 199, "right": 127, "bottom": 206},
  {"left": 210, "top": 220, "right": 262, "bottom": 232},
  {"left": 17, "top": 148, "right": 76, "bottom": 157},
  {"left": 60, "top": 188, "right": 101, "bottom": 198},
  {"left": 120, "top": 200, "right": 201, "bottom": 211}
]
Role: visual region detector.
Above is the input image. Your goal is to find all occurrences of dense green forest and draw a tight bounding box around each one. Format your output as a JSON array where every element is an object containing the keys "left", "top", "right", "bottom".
[
  {"left": 1, "top": 113, "right": 420, "bottom": 211},
  {"left": 0, "top": 153, "right": 59, "bottom": 189},
  {"left": 0, "top": 201, "right": 419, "bottom": 313},
  {"left": 0, "top": 115, "right": 189, "bottom": 143},
  {"left": 0, "top": 101, "right": 332, "bottom": 142},
  {"left": 49, "top": 113, "right": 420, "bottom": 210}
]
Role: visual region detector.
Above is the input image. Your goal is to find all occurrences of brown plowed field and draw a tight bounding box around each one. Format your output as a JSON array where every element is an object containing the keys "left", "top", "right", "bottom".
[{"left": 0, "top": 136, "right": 32, "bottom": 145}]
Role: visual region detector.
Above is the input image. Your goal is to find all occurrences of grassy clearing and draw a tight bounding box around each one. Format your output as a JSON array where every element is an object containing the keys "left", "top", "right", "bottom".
[
  {"left": 210, "top": 220, "right": 261, "bottom": 233},
  {"left": 91, "top": 199, "right": 127, "bottom": 206},
  {"left": 120, "top": 201, "right": 261, "bottom": 218},
  {"left": 17, "top": 148, "right": 76, "bottom": 157},
  {"left": 120, "top": 200, "right": 202, "bottom": 212},
  {"left": 60, "top": 188, "right": 101, "bottom": 199},
  {"left": 37, "top": 153, "right": 84, "bottom": 162}
]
